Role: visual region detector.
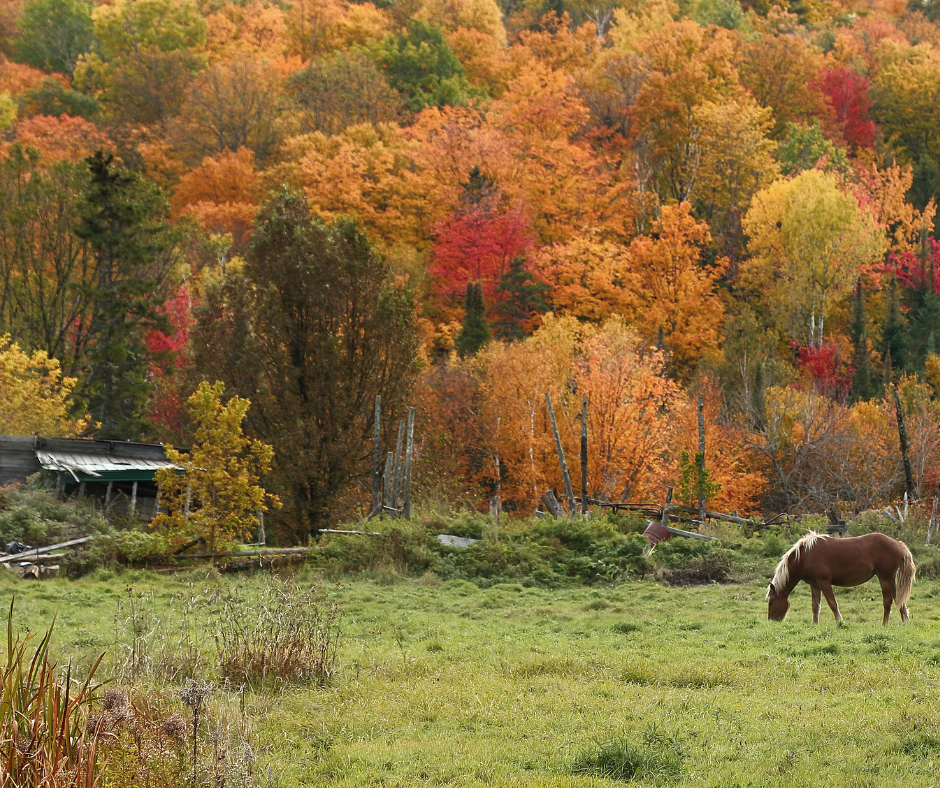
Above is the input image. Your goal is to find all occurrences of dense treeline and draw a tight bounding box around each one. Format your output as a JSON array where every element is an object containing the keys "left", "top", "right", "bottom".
[{"left": 2, "top": 0, "right": 940, "bottom": 536}]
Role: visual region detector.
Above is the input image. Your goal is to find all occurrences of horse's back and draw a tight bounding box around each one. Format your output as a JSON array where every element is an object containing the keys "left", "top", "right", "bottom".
[{"left": 803, "top": 533, "right": 905, "bottom": 586}]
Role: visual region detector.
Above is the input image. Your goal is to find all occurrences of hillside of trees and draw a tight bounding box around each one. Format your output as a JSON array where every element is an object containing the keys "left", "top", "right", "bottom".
[{"left": 2, "top": 0, "right": 940, "bottom": 539}]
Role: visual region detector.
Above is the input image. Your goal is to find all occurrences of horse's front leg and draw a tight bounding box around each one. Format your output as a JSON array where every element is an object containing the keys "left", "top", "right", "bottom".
[
  {"left": 818, "top": 581, "right": 843, "bottom": 622},
  {"left": 810, "top": 584, "right": 821, "bottom": 624}
]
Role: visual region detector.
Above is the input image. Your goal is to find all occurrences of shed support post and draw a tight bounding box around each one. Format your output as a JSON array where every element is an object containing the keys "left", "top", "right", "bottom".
[{"left": 130, "top": 481, "right": 137, "bottom": 516}]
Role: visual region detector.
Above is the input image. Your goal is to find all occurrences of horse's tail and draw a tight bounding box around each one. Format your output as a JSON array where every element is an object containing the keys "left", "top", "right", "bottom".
[{"left": 896, "top": 541, "right": 916, "bottom": 610}]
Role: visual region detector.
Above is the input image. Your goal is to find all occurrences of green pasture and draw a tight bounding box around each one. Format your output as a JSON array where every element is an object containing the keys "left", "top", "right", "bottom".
[{"left": 5, "top": 565, "right": 940, "bottom": 787}]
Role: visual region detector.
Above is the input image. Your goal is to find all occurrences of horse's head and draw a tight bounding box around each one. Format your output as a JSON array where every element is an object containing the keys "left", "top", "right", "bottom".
[{"left": 767, "top": 582, "right": 790, "bottom": 621}]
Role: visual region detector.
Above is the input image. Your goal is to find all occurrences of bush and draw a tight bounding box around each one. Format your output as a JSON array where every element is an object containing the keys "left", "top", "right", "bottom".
[{"left": 0, "top": 482, "right": 110, "bottom": 547}]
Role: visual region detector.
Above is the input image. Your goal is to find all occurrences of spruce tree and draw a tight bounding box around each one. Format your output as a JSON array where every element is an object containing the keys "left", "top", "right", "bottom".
[
  {"left": 849, "top": 280, "right": 876, "bottom": 401},
  {"left": 74, "top": 151, "right": 180, "bottom": 438},
  {"left": 455, "top": 281, "right": 491, "bottom": 357},
  {"left": 878, "top": 276, "right": 909, "bottom": 385},
  {"left": 493, "top": 257, "right": 549, "bottom": 340}
]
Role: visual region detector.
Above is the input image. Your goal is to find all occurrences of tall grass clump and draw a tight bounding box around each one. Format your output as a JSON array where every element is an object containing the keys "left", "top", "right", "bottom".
[
  {"left": 571, "top": 728, "right": 684, "bottom": 782},
  {"left": 214, "top": 578, "right": 343, "bottom": 687},
  {"left": 0, "top": 600, "right": 103, "bottom": 787}
]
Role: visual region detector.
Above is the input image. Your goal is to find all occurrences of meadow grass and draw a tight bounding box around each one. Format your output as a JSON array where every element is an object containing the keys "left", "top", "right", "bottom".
[{"left": 4, "top": 566, "right": 940, "bottom": 786}]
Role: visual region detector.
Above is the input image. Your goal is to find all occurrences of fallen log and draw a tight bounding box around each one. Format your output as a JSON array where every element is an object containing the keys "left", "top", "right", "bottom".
[
  {"left": 177, "top": 546, "right": 317, "bottom": 560},
  {"left": 0, "top": 536, "right": 94, "bottom": 564}
]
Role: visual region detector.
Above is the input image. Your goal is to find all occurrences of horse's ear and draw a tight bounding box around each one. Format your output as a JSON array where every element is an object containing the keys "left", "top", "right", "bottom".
[{"left": 768, "top": 582, "right": 775, "bottom": 595}]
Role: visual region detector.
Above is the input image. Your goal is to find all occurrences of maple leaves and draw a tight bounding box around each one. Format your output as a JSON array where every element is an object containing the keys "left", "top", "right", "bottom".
[{"left": 430, "top": 197, "right": 533, "bottom": 307}]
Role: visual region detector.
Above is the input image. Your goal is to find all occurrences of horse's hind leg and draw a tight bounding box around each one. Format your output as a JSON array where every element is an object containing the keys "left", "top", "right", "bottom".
[
  {"left": 810, "top": 584, "right": 821, "bottom": 624},
  {"left": 818, "top": 581, "right": 843, "bottom": 622},
  {"left": 879, "top": 576, "right": 895, "bottom": 625}
]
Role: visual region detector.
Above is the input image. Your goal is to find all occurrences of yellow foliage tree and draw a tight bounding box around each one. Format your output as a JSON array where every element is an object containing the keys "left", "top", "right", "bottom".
[
  {"left": 153, "top": 381, "right": 278, "bottom": 553},
  {"left": 0, "top": 336, "right": 86, "bottom": 436},
  {"left": 416, "top": 0, "right": 506, "bottom": 43},
  {"left": 742, "top": 169, "right": 886, "bottom": 346}
]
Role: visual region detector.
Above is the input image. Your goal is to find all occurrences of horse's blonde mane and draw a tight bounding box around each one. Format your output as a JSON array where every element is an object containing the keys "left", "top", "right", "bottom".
[{"left": 767, "top": 531, "right": 828, "bottom": 596}]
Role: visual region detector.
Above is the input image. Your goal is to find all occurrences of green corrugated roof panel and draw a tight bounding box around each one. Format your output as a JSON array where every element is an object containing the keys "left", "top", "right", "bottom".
[{"left": 35, "top": 449, "right": 177, "bottom": 482}]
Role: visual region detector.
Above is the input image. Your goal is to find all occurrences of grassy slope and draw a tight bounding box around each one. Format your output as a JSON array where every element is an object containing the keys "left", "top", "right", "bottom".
[{"left": 5, "top": 567, "right": 940, "bottom": 786}]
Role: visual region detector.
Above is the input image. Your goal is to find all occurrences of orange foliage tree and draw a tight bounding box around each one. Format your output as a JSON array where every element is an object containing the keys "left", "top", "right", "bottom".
[
  {"left": 172, "top": 146, "right": 259, "bottom": 245},
  {"left": 620, "top": 202, "right": 727, "bottom": 380}
]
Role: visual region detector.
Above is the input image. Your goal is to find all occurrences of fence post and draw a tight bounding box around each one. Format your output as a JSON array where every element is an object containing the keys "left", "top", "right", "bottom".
[
  {"left": 581, "top": 393, "right": 588, "bottom": 515},
  {"left": 370, "top": 395, "right": 382, "bottom": 515},
  {"left": 390, "top": 419, "right": 406, "bottom": 513},
  {"left": 403, "top": 407, "right": 415, "bottom": 520}
]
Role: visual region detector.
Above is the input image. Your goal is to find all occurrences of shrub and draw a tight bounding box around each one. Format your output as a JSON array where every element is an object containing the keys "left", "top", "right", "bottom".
[{"left": 214, "top": 578, "right": 343, "bottom": 687}]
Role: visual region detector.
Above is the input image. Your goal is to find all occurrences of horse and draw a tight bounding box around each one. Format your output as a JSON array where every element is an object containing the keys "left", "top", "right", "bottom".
[{"left": 766, "top": 531, "right": 915, "bottom": 624}]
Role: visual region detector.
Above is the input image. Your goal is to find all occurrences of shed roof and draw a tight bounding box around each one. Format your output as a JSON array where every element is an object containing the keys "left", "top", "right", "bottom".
[{"left": 36, "top": 449, "right": 177, "bottom": 482}]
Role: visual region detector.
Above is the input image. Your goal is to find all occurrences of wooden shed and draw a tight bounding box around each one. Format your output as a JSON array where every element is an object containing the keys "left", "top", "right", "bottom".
[{"left": 0, "top": 436, "right": 179, "bottom": 519}]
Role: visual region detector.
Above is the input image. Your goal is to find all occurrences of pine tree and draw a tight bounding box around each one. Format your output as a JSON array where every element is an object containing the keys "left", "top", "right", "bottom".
[
  {"left": 492, "top": 257, "right": 549, "bottom": 341},
  {"left": 455, "top": 281, "right": 491, "bottom": 358},
  {"left": 878, "top": 276, "right": 909, "bottom": 385},
  {"left": 74, "top": 151, "right": 181, "bottom": 439},
  {"left": 460, "top": 165, "right": 496, "bottom": 206},
  {"left": 850, "top": 280, "right": 876, "bottom": 401}
]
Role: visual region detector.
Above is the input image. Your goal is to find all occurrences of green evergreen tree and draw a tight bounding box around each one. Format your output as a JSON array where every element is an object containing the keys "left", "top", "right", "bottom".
[
  {"left": 879, "top": 276, "right": 909, "bottom": 385},
  {"left": 74, "top": 151, "right": 181, "bottom": 439},
  {"left": 903, "top": 238, "right": 940, "bottom": 370},
  {"left": 455, "top": 281, "right": 491, "bottom": 358},
  {"left": 849, "top": 280, "right": 876, "bottom": 401},
  {"left": 460, "top": 165, "right": 496, "bottom": 206},
  {"left": 910, "top": 155, "right": 940, "bottom": 224},
  {"left": 492, "top": 257, "right": 549, "bottom": 341}
]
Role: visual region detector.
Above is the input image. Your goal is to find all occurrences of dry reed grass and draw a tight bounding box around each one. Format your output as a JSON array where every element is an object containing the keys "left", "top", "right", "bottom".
[{"left": 214, "top": 578, "right": 342, "bottom": 687}]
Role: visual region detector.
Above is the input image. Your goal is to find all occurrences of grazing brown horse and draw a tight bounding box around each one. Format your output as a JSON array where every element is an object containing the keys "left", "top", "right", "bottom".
[{"left": 767, "top": 531, "right": 915, "bottom": 624}]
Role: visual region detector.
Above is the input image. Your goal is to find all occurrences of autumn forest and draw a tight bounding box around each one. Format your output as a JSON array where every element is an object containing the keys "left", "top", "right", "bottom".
[{"left": 2, "top": 0, "right": 940, "bottom": 539}]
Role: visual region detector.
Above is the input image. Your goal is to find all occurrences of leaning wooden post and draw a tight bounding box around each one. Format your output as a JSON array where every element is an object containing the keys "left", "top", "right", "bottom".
[
  {"left": 540, "top": 490, "right": 564, "bottom": 519},
  {"left": 697, "top": 394, "right": 706, "bottom": 523},
  {"left": 383, "top": 451, "right": 394, "bottom": 505},
  {"left": 545, "top": 393, "right": 576, "bottom": 515},
  {"left": 580, "top": 393, "right": 589, "bottom": 515},
  {"left": 130, "top": 481, "right": 138, "bottom": 517},
  {"left": 661, "top": 486, "right": 673, "bottom": 527},
  {"left": 928, "top": 497, "right": 938, "bottom": 545},
  {"left": 370, "top": 395, "right": 382, "bottom": 515},
  {"left": 403, "top": 407, "right": 415, "bottom": 520},
  {"left": 390, "top": 419, "right": 406, "bottom": 513},
  {"left": 893, "top": 385, "right": 916, "bottom": 501}
]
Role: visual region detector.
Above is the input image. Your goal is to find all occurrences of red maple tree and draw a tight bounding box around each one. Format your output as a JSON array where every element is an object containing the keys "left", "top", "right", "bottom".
[
  {"left": 429, "top": 197, "right": 534, "bottom": 308},
  {"left": 811, "top": 66, "right": 876, "bottom": 151}
]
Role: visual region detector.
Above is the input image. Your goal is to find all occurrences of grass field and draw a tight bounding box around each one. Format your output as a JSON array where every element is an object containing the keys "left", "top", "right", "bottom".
[{"left": 6, "top": 561, "right": 940, "bottom": 787}]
